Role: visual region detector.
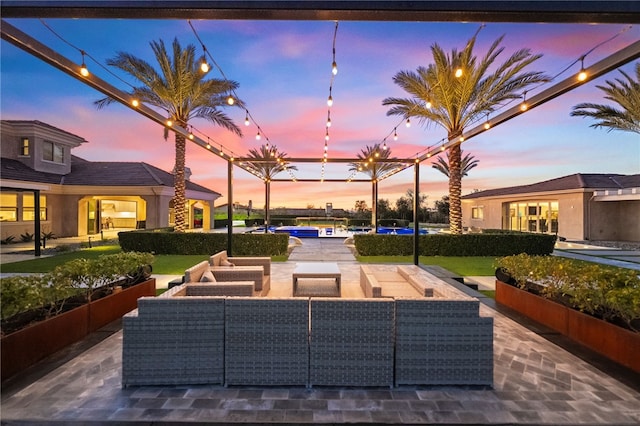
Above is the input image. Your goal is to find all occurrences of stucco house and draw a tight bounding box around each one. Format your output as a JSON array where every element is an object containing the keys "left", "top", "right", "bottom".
[
  {"left": 0, "top": 120, "right": 221, "bottom": 240},
  {"left": 461, "top": 173, "right": 640, "bottom": 242}
]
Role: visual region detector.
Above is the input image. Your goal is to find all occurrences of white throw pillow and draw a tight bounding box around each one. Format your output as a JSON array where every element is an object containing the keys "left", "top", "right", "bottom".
[
  {"left": 220, "top": 259, "right": 235, "bottom": 267},
  {"left": 200, "top": 269, "right": 216, "bottom": 282}
]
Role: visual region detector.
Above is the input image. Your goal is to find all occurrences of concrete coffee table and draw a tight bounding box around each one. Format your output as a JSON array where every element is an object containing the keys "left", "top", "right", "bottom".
[{"left": 292, "top": 262, "right": 341, "bottom": 297}]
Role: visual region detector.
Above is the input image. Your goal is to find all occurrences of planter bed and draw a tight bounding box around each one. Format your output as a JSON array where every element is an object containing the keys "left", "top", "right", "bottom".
[
  {"left": 1, "top": 278, "right": 156, "bottom": 382},
  {"left": 495, "top": 279, "right": 640, "bottom": 373}
]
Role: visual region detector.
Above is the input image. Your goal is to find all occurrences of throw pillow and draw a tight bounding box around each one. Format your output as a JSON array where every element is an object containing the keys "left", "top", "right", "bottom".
[
  {"left": 200, "top": 269, "right": 216, "bottom": 282},
  {"left": 221, "top": 259, "right": 235, "bottom": 267}
]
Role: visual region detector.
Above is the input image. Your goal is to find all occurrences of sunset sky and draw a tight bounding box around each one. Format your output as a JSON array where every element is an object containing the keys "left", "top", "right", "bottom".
[{"left": 1, "top": 18, "right": 638, "bottom": 210}]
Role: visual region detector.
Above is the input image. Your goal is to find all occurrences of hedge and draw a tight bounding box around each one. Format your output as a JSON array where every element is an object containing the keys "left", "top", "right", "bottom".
[
  {"left": 354, "top": 232, "right": 556, "bottom": 256},
  {"left": 118, "top": 231, "right": 288, "bottom": 256}
]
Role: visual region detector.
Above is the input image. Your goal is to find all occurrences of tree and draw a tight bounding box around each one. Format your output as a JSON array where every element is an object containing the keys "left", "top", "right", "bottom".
[
  {"left": 244, "top": 144, "right": 297, "bottom": 230},
  {"left": 434, "top": 196, "right": 450, "bottom": 223},
  {"left": 377, "top": 199, "right": 393, "bottom": 220},
  {"left": 571, "top": 63, "right": 640, "bottom": 134},
  {"left": 431, "top": 149, "right": 479, "bottom": 178},
  {"left": 395, "top": 196, "right": 412, "bottom": 220},
  {"left": 348, "top": 144, "right": 398, "bottom": 230},
  {"left": 383, "top": 31, "right": 549, "bottom": 233},
  {"left": 95, "top": 38, "right": 242, "bottom": 232}
]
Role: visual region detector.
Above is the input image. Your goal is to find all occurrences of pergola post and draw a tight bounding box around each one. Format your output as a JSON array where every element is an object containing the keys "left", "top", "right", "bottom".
[
  {"left": 227, "top": 160, "right": 233, "bottom": 256},
  {"left": 413, "top": 163, "right": 419, "bottom": 266},
  {"left": 264, "top": 180, "right": 270, "bottom": 233},
  {"left": 34, "top": 189, "right": 41, "bottom": 257},
  {"left": 372, "top": 180, "right": 379, "bottom": 233}
]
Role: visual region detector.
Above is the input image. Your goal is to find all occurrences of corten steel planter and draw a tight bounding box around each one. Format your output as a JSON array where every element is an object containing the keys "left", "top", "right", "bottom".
[
  {"left": 1, "top": 278, "right": 156, "bottom": 382},
  {"left": 496, "top": 279, "right": 640, "bottom": 373}
]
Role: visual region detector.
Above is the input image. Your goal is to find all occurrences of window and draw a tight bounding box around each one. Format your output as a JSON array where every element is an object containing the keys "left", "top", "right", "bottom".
[
  {"left": 43, "top": 141, "right": 64, "bottom": 163},
  {"left": 471, "top": 206, "right": 484, "bottom": 219},
  {"left": 20, "top": 137, "right": 30, "bottom": 156},
  {"left": 0, "top": 193, "right": 18, "bottom": 222},
  {"left": 508, "top": 201, "right": 558, "bottom": 234},
  {"left": 22, "top": 194, "right": 47, "bottom": 221}
]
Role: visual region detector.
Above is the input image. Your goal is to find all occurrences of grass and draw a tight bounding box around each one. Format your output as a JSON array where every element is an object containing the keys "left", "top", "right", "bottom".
[
  {"left": 1, "top": 246, "right": 288, "bottom": 275},
  {"left": 479, "top": 290, "right": 496, "bottom": 298},
  {"left": 1, "top": 245, "right": 123, "bottom": 273},
  {"left": 357, "top": 255, "right": 497, "bottom": 276}
]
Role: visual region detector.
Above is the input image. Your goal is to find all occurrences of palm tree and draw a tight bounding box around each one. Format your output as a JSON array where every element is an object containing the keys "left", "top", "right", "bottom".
[
  {"left": 95, "top": 38, "right": 242, "bottom": 232},
  {"left": 571, "top": 63, "right": 640, "bottom": 134},
  {"left": 245, "top": 144, "right": 297, "bottom": 230},
  {"left": 383, "top": 32, "right": 549, "bottom": 234},
  {"left": 348, "top": 143, "right": 397, "bottom": 231},
  {"left": 431, "top": 149, "right": 479, "bottom": 178}
]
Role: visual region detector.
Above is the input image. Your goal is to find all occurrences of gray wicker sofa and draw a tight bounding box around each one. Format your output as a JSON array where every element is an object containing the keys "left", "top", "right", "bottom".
[
  {"left": 122, "top": 275, "right": 493, "bottom": 388},
  {"left": 184, "top": 258, "right": 269, "bottom": 297}
]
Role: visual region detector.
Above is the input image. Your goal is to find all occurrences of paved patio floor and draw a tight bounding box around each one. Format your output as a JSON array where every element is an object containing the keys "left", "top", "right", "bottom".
[{"left": 1, "top": 238, "right": 639, "bottom": 425}]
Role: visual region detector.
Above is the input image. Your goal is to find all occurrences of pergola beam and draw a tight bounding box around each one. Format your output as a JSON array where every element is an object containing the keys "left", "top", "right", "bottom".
[{"left": 2, "top": 1, "right": 639, "bottom": 23}]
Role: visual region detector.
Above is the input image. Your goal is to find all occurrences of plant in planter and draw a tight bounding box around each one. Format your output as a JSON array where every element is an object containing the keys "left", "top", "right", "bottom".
[
  {"left": 1, "top": 251, "right": 154, "bottom": 336},
  {"left": 495, "top": 254, "right": 640, "bottom": 332}
]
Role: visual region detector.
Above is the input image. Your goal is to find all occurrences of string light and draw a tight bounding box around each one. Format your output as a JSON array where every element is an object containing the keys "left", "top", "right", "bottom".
[
  {"left": 326, "top": 114, "right": 332, "bottom": 127},
  {"left": 455, "top": 67, "right": 463, "bottom": 78},
  {"left": 244, "top": 111, "right": 250, "bottom": 126},
  {"left": 520, "top": 92, "right": 528, "bottom": 111},
  {"left": 327, "top": 93, "right": 333, "bottom": 107},
  {"left": 166, "top": 119, "right": 173, "bottom": 127},
  {"left": 227, "top": 95, "right": 235, "bottom": 105},
  {"left": 256, "top": 131, "right": 261, "bottom": 140},
  {"left": 131, "top": 99, "right": 139, "bottom": 107},
  {"left": 425, "top": 100, "right": 432, "bottom": 109},
  {"left": 405, "top": 118, "right": 411, "bottom": 128},
  {"left": 577, "top": 57, "right": 588, "bottom": 82},
  {"left": 200, "top": 52, "right": 209, "bottom": 73},
  {"left": 331, "top": 61, "right": 338, "bottom": 76},
  {"left": 393, "top": 128, "right": 398, "bottom": 141},
  {"left": 80, "top": 50, "right": 89, "bottom": 76}
]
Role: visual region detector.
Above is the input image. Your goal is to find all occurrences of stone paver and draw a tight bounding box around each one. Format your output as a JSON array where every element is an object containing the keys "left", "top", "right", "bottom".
[{"left": 2, "top": 238, "right": 639, "bottom": 425}]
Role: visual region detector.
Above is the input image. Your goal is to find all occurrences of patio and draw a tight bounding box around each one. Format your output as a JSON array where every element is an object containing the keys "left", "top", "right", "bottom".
[{"left": 1, "top": 238, "right": 639, "bottom": 424}]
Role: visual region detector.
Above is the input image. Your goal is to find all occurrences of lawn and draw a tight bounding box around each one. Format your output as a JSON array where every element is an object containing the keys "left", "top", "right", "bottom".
[
  {"left": 1, "top": 246, "right": 284, "bottom": 275},
  {"left": 357, "top": 255, "right": 497, "bottom": 276}
]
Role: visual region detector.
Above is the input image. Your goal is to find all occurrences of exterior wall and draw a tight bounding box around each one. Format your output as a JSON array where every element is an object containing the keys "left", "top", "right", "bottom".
[
  {"left": 589, "top": 200, "right": 640, "bottom": 242},
  {"left": 462, "top": 191, "right": 589, "bottom": 241}
]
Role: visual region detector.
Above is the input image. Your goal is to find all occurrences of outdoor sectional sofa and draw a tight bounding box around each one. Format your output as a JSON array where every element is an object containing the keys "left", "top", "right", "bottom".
[
  {"left": 182, "top": 251, "right": 271, "bottom": 296},
  {"left": 122, "top": 265, "right": 493, "bottom": 388}
]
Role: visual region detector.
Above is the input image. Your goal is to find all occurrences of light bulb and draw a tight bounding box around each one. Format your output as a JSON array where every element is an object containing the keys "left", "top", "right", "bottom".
[
  {"left": 188, "top": 133, "right": 194, "bottom": 140},
  {"left": 425, "top": 100, "right": 432, "bottom": 109},
  {"left": 327, "top": 95, "right": 333, "bottom": 107},
  {"left": 325, "top": 132, "right": 330, "bottom": 141},
  {"left": 405, "top": 118, "right": 411, "bottom": 128},
  {"left": 256, "top": 131, "right": 261, "bottom": 140},
  {"left": 326, "top": 117, "right": 332, "bottom": 127},
  {"left": 375, "top": 152, "right": 380, "bottom": 158},
  {"left": 331, "top": 61, "right": 338, "bottom": 75},
  {"left": 227, "top": 96, "right": 235, "bottom": 105},
  {"left": 80, "top": 62, "right": 89, "bottom": 77},
  {"left": 166, "top": 120, "right": 173, "bottom": 127},
  {"left": 131, "top": 99, "right": 139, "bottom": 107},
  {"left": 578, "top": 70, "right": 587, "bottom": 82},
  {"left": 484, "top": 122, "right": 491, "bottom": 130},
  {"left": 200, "top": 59, "right": 209, "bottom": 73},
  {"left": 206, "top": 143, "right": 211, "bottom": 149},
  {"left": 455, "top": 67, "right": 463, "bottom": 78},
  {"left": 520, "top": 102, "right": 528, "bottom": 112},
  {"left": 394, "top": 130, "right": 398, "bottom": 141},
  {"left": 244, "top": 115, "right": 250, "bottom": 126},
  {"left": 383, "top": 142, "right": 388, "bottom": 150},
  {"left": 459, "top": 136, "right": 465, "bottom": 142}
]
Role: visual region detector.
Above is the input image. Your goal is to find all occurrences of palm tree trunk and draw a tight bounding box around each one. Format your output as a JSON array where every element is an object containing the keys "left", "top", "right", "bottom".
[
  {"left": 448, "top": 140, "right": 463, "bottom": 235},
  {"left": 173, "top": 133, "right": 187, "bottom": 233}
]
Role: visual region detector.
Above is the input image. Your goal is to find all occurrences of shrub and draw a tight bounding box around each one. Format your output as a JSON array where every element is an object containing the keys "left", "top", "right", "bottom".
[
  {"left": 20, "top": 232, "right": 34, "bottom": 242},
  {"left": 118, "top": 230, "right": 288, "bottom": 256},
  {"left": 0, "top": 252, "right": 154, "bottom": 322},
  {"left": 353, "top": 233, "right": 555, "bottom": 257},
  {"left": 1, "top": 236, "right": 16, "bottom": 245},
  {"left": 496, "top": 254, "right": 640, "bottom": 331}
]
